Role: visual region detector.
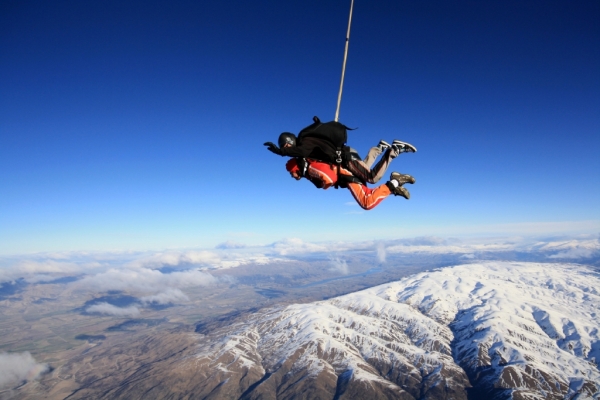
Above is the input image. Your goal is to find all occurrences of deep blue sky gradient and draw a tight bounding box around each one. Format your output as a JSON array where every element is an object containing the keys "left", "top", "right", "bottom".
[{"left": 1, "top": 0, "right": 599, "bottom": 254}]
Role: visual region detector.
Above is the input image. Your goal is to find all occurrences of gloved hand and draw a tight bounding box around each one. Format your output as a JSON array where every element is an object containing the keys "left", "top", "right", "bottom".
[{"left": 264, "top": 142, "right": 282, "bottom": 155}]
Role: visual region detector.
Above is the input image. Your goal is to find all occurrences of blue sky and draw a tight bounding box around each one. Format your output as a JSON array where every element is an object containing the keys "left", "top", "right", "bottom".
[{"left": 1, "top": 0, "right": 599, "bottom": 255}]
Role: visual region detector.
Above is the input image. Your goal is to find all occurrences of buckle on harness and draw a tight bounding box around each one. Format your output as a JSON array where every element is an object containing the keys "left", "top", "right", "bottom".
[{"left": 335, "top": 150, "right": 342, "bottom": 164}]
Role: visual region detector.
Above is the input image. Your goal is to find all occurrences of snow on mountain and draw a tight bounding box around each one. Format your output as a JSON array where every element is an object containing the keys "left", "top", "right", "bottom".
[
  {"left": 382, "top": 262, "right": 600, "bottom": 399},
  {"left": 185, "top": 262, "right": 599, "bottom": 399}
]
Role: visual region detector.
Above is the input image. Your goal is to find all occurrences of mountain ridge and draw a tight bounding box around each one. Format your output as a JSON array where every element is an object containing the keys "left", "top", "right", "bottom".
[{"left": 180, "top": 262, "right": 599, "bottom": 399}]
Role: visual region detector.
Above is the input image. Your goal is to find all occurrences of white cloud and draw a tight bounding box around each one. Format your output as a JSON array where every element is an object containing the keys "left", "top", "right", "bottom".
[
  {"left": 267, "top": 238, "right": 371, "bottom": 256},
  {"left": 217, "top": 256, "right": 274, "bottom": 268},
  {"left": 127, "top": 249, "right": 280, "bottom": 271},
  {"left": 382, "top": 235, "right": 600, "bottom": 260},
  {"left": 129, "top": 251, "right": 222, "bottom": 269},
  {"left": 386, "top": 243, "right": 502, "bottom": 255},
  {"left": 329, "top": 257, "right": 349, "bottom": 275},
  {"left": 0, "top": 260, "right": 85, "bottom": 284},
  {"left": 269, "top": 238, "right": 330, "bottom": 255},
  {"left": 140, "top": 288, "right": 189, "bottom": 305},
  {"left": 76, "top": 268, "right": 218, "bottom": 293},
  {"left": 86, "top": 302, "right": 141, "bottom": 317},
  {"left": 0, "top": 352, "right": 49, "bottom": 388}
]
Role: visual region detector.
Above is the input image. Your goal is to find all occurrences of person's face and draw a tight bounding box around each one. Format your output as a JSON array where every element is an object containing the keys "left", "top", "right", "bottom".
[
  {"left": 290, "top": 170, "right": 301, "bottom": 180},
  {"left": 283, "top": 142, "right": 292, "bottom": 148}
]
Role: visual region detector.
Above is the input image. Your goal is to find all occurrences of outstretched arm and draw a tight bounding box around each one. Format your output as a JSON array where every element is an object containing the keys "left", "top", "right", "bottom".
[
  {"left": 264, "top": 142, "right": 282, "bottom": 155},
  {"left": 264, "top": 142, "right": 309, "bottom": 158}
]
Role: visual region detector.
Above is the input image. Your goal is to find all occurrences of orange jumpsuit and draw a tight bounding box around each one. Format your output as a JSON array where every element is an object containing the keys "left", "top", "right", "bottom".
[{"left": 301, "top": 159, "right": 392, "bottom": 210}]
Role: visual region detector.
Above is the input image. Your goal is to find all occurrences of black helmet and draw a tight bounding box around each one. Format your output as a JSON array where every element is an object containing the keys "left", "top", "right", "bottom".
[{"left": 278, "top": 132, "right": 297, "bottom": 148}]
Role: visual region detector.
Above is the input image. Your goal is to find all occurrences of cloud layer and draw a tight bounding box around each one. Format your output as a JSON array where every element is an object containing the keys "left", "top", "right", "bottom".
[
  {"left": 140, "top": 288, "right": 189, "bottom": 305},
  {"left": 1, "top": 234, "right": 598, "bottom": 299},
  {"left": 77, "top": 268, "right": 219, "bottom": 293}
]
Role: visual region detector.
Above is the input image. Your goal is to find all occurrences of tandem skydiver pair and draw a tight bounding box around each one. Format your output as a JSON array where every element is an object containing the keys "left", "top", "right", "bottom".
[{"left": 264, "top": 116, "right": 416, "bottom": 210}]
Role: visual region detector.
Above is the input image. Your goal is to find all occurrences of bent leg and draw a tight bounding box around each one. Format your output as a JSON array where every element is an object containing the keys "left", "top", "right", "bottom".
[
  {"left": 346, "top": 147, "right": 399, "bottom": 184},
  {"left": 362, "top": 146, "right": 382, "bottom": 169},
  {"left": 346, "top": 182, "right": 392, "bottom": 210},
  {"left": 369, "top": 147, "right": 400, "bottom": 183}
]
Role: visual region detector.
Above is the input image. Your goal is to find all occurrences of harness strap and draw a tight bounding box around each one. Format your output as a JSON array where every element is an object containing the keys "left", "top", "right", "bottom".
[
  {"left": 297, "top": 158, "right": 308, "bottom": 177},
  {"left": 334, "top": 147, "right": 344, "bottom": 189}
]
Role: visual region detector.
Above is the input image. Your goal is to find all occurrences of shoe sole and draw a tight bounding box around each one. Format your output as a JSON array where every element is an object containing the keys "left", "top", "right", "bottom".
[
  {"left": 392, "top": 140, "right": 417, "bottom": 152},
  {"left": 397, "top": 188, "right": 410, "bottom": 199},
  {"left": 390, "top": 172, "right": 416, "bottom": 185}
]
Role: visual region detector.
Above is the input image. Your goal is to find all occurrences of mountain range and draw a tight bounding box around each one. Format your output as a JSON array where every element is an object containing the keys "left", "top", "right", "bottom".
[{"left": 168, "top": 261, "right": 600, "bottom": 399}]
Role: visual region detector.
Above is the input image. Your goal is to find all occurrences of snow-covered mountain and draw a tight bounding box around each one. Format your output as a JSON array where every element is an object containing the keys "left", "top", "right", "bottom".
[{"left": 185, "top": 262, "right": 599, "bottom": 399}]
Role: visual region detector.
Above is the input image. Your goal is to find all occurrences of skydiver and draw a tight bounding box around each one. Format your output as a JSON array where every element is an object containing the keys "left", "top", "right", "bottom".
[
  {"left": 265, "top": 133, "right": 416, "bottom": 184},
  {"left": 285, "top": 157, "right": 415, "bottom": 210}
]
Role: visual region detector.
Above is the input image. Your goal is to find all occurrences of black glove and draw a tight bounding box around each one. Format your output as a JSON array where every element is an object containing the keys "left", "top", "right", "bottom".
[{"left": 264, "top": 142, "right": 282, "bottom": 155}]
